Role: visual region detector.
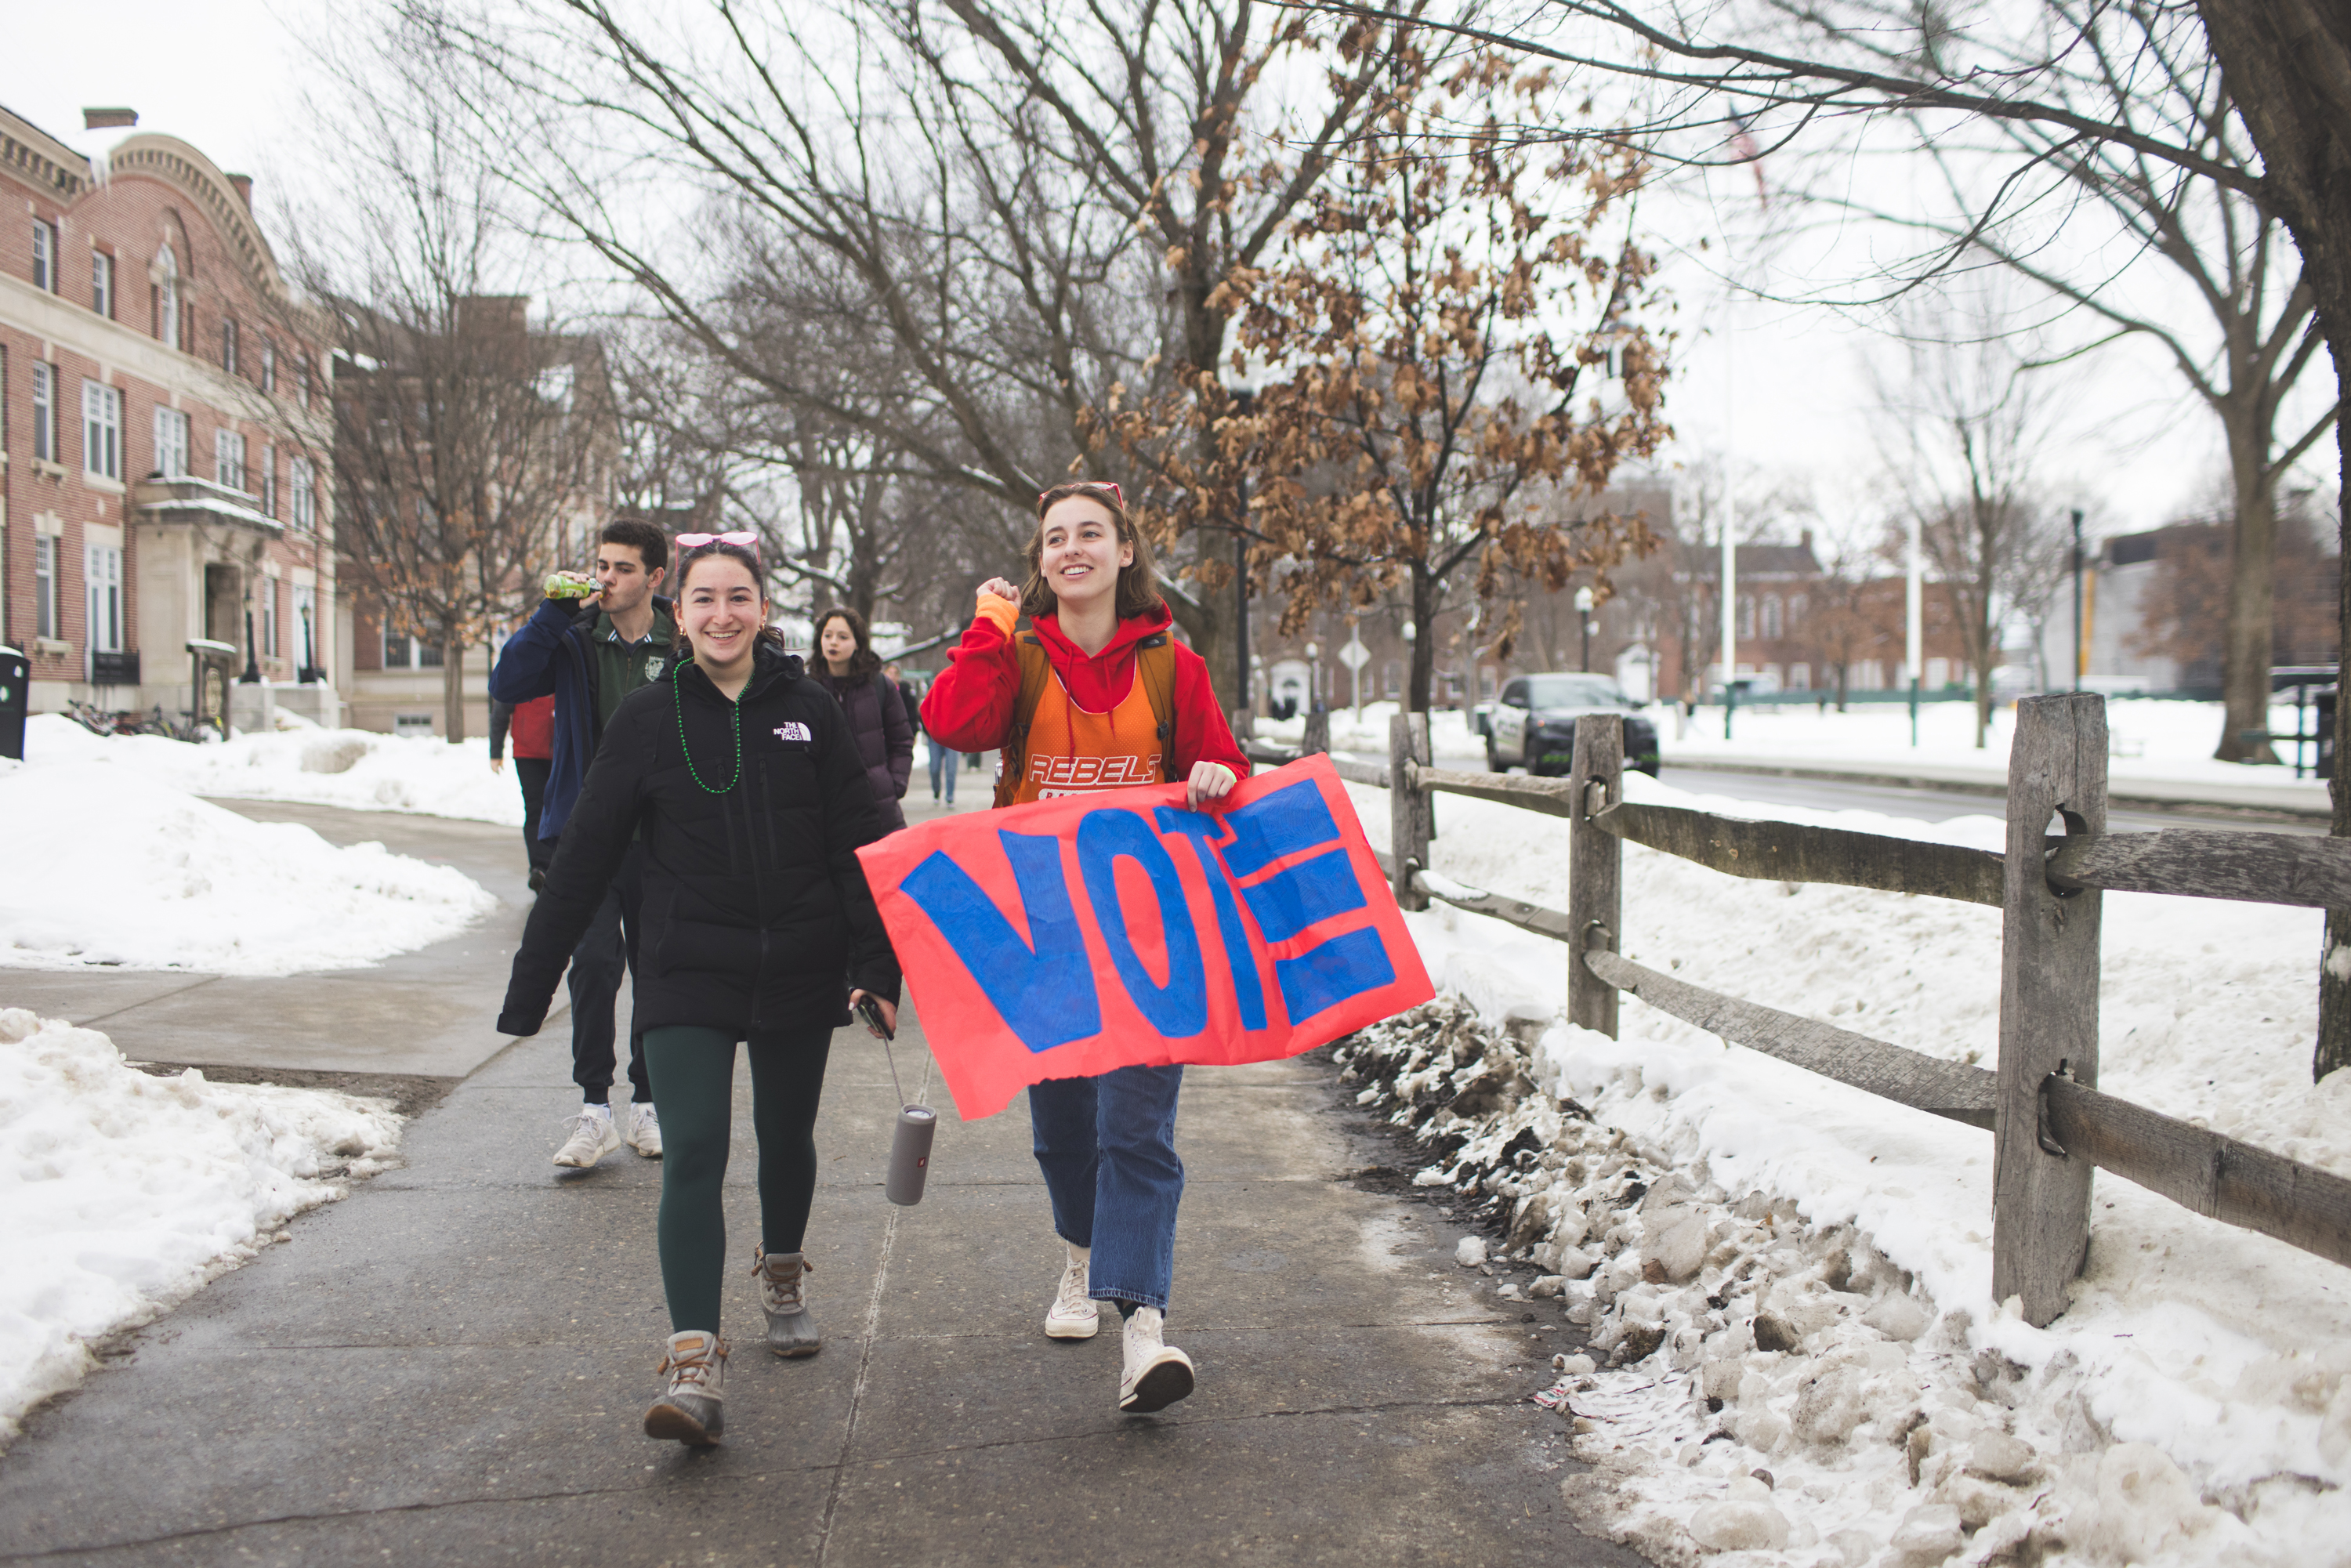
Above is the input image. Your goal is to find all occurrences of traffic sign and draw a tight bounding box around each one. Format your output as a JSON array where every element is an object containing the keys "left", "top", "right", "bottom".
[{"left": 1338, "top": 639, "right": 1370, "bottom": 672}]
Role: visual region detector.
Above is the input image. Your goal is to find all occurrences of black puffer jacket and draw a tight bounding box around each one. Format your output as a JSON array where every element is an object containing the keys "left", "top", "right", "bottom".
[
  {"left": 813, "top": 669, "right": 913, "bottom": 831},
  {"left": 497, "top": 642, "right": 900, "bottom": 1039}
]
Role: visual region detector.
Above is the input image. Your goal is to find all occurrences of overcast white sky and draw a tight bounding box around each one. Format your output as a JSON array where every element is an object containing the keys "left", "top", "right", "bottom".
[{"left": 3, "top": 0, "right": 2334, "bottom": 547}]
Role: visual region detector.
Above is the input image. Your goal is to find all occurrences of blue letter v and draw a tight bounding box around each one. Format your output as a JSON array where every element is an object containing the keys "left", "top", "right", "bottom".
[{"left": 899, "top": 830, "right": 1102, "bottom": 1054}]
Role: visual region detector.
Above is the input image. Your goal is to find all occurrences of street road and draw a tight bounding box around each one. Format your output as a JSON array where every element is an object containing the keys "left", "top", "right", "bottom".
[{"left": 1658, "top": 766, "right": 2327, "bottom": 835}]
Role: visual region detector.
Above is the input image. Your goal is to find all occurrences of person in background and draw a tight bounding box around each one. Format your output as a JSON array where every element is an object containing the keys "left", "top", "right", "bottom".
[
  {"left": 488, "top": 517, "right": 677, "bottom": 1166},
  {"left": 811, "top": 607, "right": 914, "bottom": 832},
  {"left": 490, "top": 693, "right": 559, "bottom": 890},
  {"left": 883, "top": 661, "right": 922, "bottom": 742},
  {"left": 922, "top": 677, "right": 962, "bottom": 806}
]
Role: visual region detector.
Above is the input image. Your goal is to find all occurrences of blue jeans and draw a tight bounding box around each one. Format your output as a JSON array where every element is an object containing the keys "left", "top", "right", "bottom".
[
  {"left": 926, "top": 735, "right": 958, "bottom": 802},
  {"left": 1028, "top": 1064, "right": 1185, "bottom": 1311}
]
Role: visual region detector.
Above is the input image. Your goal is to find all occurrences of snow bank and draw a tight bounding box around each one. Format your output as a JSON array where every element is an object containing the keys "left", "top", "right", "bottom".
[
  {"left": 1254, "top": 701, "right": 1485, "bottom": 762},
  {"left": 0, "top": 1009, "right": 403, "bottom": 1443},
  {"left": 1346, "top": 773, "right": 2351, "bottom": 1564},
  {"left": 21, "top": 712, "right": 525, "bottom": 825},
  {"left": 0, "top": 756, "right": 495, "bottom": 974}
]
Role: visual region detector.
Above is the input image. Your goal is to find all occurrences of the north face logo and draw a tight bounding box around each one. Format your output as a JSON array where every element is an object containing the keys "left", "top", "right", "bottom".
[{"left": 773, "top": 722, "right": 813, "bottom": 743}]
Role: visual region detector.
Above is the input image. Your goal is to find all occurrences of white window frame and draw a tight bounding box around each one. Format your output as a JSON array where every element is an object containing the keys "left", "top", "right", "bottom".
[
  {"left": 31, "top": 219, "right": 56, "bottom": 291},
  {"left": 34, "top": 535, "right": 58, "bottom": 641},
  {"left": 261, "top": 342, "right": 275, "bottom": 394},
  {"left": 260, "top": 578, "right": 280, "bottom": 658},
  {"left": 85, "top": 545, "right": 123, "bottom": 654},
  {"left": 221, "top": 317, "right": 238, "bottom": 376},
  {"left": 215, "top": 429, "right": 247, "bottom": 492},
  {"left": 91, "top": 249, "right": 113, "bottom": 317},
  {"left": 82, "top": 380, "right": 122, "bottom": 480},
  {"left": 261, "top": 443, "right": 277, "bottom": 517},
  {"left": 31, "top": 361, "right": 56, "bottom": 463},
  {"left": 153, "top": 405, "right": 190, "bottom": 478},
  {"left": 289, "top": 456, "right": 317, "bottom": 531}
]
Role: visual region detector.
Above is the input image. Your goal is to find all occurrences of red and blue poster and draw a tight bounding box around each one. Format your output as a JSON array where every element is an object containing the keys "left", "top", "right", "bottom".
[{"left": 857, "top": 753, "right": 1433, "bottom": 1119}]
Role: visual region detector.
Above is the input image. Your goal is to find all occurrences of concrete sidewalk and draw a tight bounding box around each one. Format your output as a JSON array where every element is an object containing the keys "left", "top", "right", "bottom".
[{"left": 0, "top": 802, "right": 1638, "bottom": 1566}]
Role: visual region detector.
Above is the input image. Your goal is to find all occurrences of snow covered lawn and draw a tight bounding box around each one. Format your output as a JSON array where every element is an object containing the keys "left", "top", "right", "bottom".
[
  {"left": 0, "top": 1009, "right": 403, "bottom": 1443},
  {"left": 0, "top": 748, "right": 495, "bottom": 974},
  {"left": 1347, "top": 773, "right": 2351, "bottom": 1565},
  {"left": 1657, "top": 697, "right": 2326, "bottom": 802},
  {"left": 20, "top": 712, "right": 525, "bottom": 826}
]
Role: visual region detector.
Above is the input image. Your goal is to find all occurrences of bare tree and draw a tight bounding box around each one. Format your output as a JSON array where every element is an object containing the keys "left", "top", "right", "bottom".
[
  {"left": 1871, "top": 293, "right": 2070, "bottom": 746},
  {"left": 1803, "top": 540, "right": 1902, "bottom": 711},
  {"left": 284, "top": 28, "right": 614, "bottom": 742}
]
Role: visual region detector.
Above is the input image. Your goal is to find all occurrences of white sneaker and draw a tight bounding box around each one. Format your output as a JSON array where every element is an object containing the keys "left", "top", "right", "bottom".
[
  {"left": 1118, "top": 1305, "right": 1194, "bottom": 1413},
  {"left": 552, "top": 1105, "right": 621, "bottom": 1168},
  {"left": 643, "top": 1330, "right": 726, "bottom": 1447},
  {"left": 1045, "top": 1242, "right": 1099, "bottom": 1340},
  {"left": 628, "top": 1102, "right": 663, "bottom": 1158}
]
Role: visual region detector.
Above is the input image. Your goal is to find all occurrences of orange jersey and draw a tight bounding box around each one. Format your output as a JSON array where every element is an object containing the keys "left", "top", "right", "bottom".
[{"left": 1009, "top": 666, "right": 1165, "bottom": 803}]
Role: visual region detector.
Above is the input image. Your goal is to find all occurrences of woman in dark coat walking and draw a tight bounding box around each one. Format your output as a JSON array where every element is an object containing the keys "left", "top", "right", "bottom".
[
  {"left": 498, "top": 539, "right": 900, "bottom": 1448},
  {"left": 812, "top": 607, "right": 913, "bottom": 831}
]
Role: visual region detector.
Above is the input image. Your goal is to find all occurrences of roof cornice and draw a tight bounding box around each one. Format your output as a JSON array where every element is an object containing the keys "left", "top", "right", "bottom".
[{"left": 103, "top": 133, "right": 287, "bottom": 299}]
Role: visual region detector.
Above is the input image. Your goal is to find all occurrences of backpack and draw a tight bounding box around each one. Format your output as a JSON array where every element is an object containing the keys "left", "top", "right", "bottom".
[{"left": 994, "top": 629, "right": 1179, "bottom": 808}]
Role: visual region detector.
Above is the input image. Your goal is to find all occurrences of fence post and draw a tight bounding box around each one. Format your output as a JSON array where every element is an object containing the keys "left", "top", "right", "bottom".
[
  {"left": 1994, "top": 692, "right": 2107, "bottom": 1326},
  {"left": 1302, "top": 708, "right": 1331, "bottom": 757},
  {"left": 1568, "top": 714, "right": 1624, "bottom": 1037},
  {"left": 1389, "top": 712, "right": 1433, "bottom": 911}
]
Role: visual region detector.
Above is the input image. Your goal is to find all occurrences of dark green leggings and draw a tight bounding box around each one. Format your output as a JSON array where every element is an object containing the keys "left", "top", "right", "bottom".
[{"left": 641, "top": 1023, "right": 834, "bottom": 1334}]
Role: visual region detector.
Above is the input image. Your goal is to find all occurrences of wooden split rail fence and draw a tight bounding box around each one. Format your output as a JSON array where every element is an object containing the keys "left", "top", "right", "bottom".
[{"left": 1248, "top": 694, "right": 2351, "bottom": 1326}]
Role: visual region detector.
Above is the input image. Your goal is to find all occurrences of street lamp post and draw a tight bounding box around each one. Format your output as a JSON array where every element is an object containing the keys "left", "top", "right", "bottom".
[
  {"left": 2070, "top": 508, "right": 2085, "bottom": 692},
  {"left": 1574, "top": 585, "right": 1596, "bottom": 673}
]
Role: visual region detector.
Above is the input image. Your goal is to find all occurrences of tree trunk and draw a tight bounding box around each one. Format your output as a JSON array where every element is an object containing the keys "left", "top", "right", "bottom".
[
  {"left": 1836, "top": 666, "right": 1849, "bottom": 713},
  {"left": 2190, "top": 0, "right": 2351, "bottom": 1078},
  {"left": 2213, "top": 404, "right": 2282, "bottom": 762},
  {"left": 443, "top": 632, "right": 468, "bottom": 744},
  {"left": 1407, "top": 570, "right": 1438, "bottom": 713}
]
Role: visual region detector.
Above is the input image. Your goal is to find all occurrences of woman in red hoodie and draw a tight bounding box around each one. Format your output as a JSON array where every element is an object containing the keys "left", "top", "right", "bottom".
[{"left": 922, "top": 480, "right": 1248, "bottom": 1415}]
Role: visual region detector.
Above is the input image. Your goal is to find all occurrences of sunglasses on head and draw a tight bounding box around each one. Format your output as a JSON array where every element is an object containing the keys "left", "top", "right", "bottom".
[
  {"left": 1037, "top": 480, "right": 1122, "bottom": 510},
  {"left": 676, "top": 531, "right": 760, "bottom": 552}
]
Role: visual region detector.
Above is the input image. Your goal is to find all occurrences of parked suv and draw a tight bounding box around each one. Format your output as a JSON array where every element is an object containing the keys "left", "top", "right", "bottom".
[{"left": 1487, "top": 673, "right": 1661, "bottom": 777}]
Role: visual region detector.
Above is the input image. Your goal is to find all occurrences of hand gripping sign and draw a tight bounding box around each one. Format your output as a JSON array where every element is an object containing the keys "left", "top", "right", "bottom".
[{"left": 857, "top": 754, "right": 1433, "bottom": 1119}]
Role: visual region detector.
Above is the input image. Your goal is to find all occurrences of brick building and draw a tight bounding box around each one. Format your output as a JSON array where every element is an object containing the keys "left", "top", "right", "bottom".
[{"left": 2, "top": 106, "right": 337, "bottom": 722}]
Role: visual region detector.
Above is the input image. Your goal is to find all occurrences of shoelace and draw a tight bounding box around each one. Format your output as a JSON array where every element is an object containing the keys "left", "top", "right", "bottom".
[
  {"left": 753, "top": 1251, "right": 813, "bottom": 1310},
  {"left": 657, "top": 1338, "right": 725, "bottom": 1386},
  {"left": 1056, "top": 1263, "right": 1090, "bottom": 1312}
]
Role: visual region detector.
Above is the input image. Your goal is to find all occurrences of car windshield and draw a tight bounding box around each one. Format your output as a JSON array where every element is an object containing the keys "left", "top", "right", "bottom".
[{"left": 1525, "top": 675, "right": 1628, "bottom": 709}]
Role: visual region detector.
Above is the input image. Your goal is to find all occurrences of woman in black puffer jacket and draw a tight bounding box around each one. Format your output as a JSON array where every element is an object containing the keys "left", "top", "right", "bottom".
[
  {"left": 812, "top": 606, "right": 912, "bottom": 831},
  {"left": 498, "top": 540, "right": 900, "bottom": 1450}
]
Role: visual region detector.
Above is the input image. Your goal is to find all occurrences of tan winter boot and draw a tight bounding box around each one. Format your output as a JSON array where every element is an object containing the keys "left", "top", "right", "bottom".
[
  {"left": 643, "top": 1330, "right": 726, "bottom": 1447},
  {"left": 753, "top": 1247, "right": 820, "bottom": 1357}
]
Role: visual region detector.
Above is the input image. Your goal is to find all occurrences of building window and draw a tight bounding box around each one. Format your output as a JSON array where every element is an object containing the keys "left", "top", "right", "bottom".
[
  {"left": 155, "top": 243, "right": 184, "bottom": 347},
  {"left": 154, "top": 406, "right": 190, "bottom": 477},
  {"left": 1789, "top": 663, "right": 1810, "bottom": 690},
  {"left": 1926, "top": 657, "right": 1951, "bottom": 689},
  {"left": 381, "top": 624, "right": 445, "bottom": 670},
  {"left": 261, "top": 342, "right": 276, "bottom": 394},
  {"left": 86, "top": 545, "right": 124, "bottom": 654},
  {"left": 1737, "top": 595, "right": 1756, "bottom": 641},
  {"left": 82, "top": 381, "right": 122, "bottom": 480},
  {"left": 1762, "top": 595, "right": 1783, "bottom": 639},
  {"left": 31, "top": 219, "right": 56, "bottom": 291},
  {"left": 34, "top": 535, "right": 58, "bottom": 640},
  {"left": 91, "top": 250, "right": 114, "bottom": 317},
  {"left": 31, "top": 361, "right": 56, "bottom": 462},
  {"left": 297, "top": 353, "right": 313, "bottom": 409},
  {"left": 261, "top": 444, "right": 277, "bottom": 516},
  {"left": 289, "top": 456, "right": 317, "bottom": 531},
  {"left": 222, "top": 318, "right": 239, "bottom": 375},
  {"left": 1787, "top": 594, "right": 1806, "bottom": 632},
  {"left": 216, "top": 429, "right": 247, "bottom": 491},
  {"left": 260, "top": 579, "right": 280, "bottom": 658}
]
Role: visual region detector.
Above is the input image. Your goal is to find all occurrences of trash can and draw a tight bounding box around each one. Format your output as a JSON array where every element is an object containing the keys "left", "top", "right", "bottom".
[{"left": 0, "top": 644, "right": 27, "bottom": 761}]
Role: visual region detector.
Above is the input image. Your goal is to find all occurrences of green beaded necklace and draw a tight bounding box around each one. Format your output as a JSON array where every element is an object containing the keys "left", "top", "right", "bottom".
[{"left": 676, "top": 673, "right": 744, "bottom": 795}]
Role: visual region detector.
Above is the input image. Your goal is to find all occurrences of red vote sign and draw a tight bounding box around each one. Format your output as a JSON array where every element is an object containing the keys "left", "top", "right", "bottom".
[{"left": 857, "top": 753, "right": 1433, "bottom": 1120}]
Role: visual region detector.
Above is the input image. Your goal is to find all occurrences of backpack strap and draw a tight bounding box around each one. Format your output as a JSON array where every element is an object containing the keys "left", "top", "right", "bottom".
[
  {"left": 994, "top": 632, "right": 1054, "bottom": 809},
  {"left": 1133, "top": 632, "right": 1181, "bottom": 786}
]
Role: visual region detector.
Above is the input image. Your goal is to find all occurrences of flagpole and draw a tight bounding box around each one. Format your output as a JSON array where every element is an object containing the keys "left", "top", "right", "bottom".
[
  {"left": 1907, "top": 509, "right": 1923, "bottom": 747},
  {"left": 1721, "top": 291, "right": 1737, "bottom": 741}
]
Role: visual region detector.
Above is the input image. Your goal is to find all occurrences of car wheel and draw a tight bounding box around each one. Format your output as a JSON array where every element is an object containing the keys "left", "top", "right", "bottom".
[{"left": 1486, "top": 738, "right": 1503, "bottom": 773}]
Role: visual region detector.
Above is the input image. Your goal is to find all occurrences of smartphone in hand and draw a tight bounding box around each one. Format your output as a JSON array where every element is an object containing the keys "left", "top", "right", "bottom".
[{"left": 856, "top": 994, "right": 894, "bottom": 1041}]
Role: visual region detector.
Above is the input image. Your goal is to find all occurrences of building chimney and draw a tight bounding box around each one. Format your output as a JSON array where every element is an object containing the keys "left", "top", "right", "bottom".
[
  {"left": 1801, "top": 527, "right": 1814, "bottom": 552},
  {"left": 82, "top": 108, "right": 138, "bottom": 130},
  {"left": 228, "top": 174, "right": 254, "bottom": 209}
]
